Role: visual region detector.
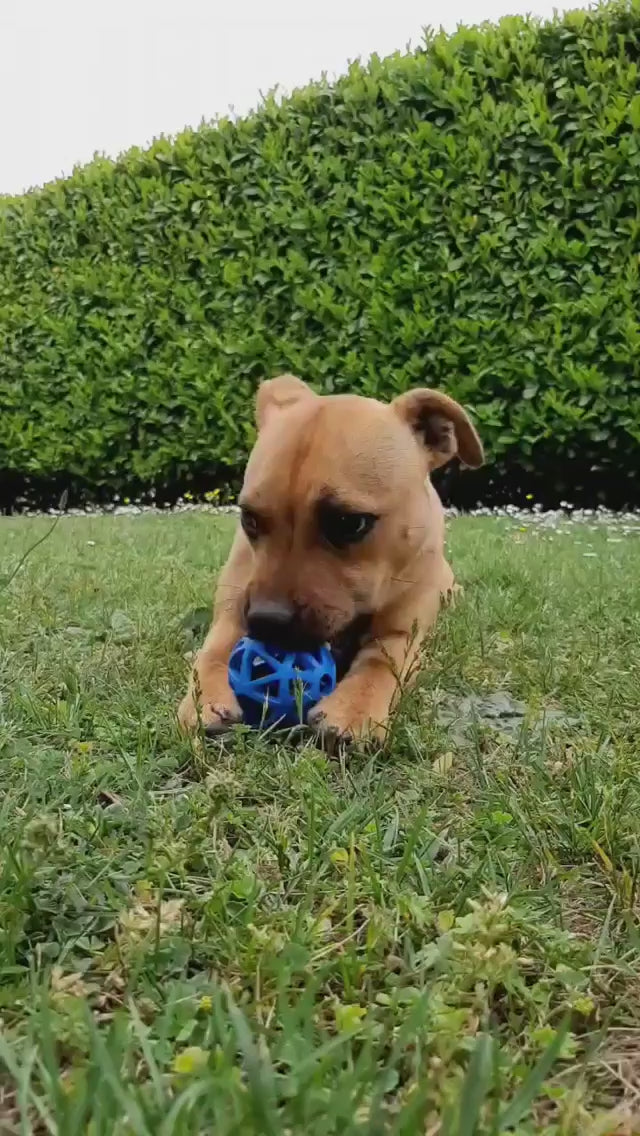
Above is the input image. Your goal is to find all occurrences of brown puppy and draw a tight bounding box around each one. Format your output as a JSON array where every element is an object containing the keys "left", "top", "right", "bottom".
[{"left": 178, "top": 375, "right": 483, "bottom": 743}]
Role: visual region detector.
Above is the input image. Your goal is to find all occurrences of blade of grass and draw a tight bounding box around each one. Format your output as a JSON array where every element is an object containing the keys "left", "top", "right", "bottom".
[{"left": 497, "top": 1020, "right": 569, "bottom": 1131}]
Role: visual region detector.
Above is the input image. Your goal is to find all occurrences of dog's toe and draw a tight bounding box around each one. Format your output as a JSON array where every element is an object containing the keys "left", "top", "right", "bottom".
[
  {"left": 307, "top": 708, "right": 353, "bottom": 754},
  {"left": 202, "top": 704, "right": 242, "bottom": 737}
]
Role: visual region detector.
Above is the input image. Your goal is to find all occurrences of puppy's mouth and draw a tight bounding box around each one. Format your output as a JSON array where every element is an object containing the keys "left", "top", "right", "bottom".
[
  {"left": 245, "top": 599, "right": 327, "bottom": 653},
  {"left": 244, "top": 600, "right": 371, "bottom": 678}
]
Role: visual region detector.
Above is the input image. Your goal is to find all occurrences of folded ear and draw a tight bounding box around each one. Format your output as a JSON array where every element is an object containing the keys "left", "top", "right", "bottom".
[
  {"left": 392, "top": 388, "right": 484, "bottom": 470},
  {"left": 256, "top": 374, "right": 316, "bottom": 430}
]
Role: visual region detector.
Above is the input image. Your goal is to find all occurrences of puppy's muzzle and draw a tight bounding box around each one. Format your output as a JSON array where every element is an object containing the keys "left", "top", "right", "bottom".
[{"left": 246, "top": 599, "right": 316, "bottom": 650}]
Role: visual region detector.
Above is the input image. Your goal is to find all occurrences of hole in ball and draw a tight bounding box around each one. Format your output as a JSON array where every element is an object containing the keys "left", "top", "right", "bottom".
[{"left": 251, "top": 657, "right": 275, "bottom": 682}]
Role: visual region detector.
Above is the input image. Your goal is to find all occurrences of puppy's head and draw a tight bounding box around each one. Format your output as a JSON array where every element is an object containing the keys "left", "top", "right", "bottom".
[{"left": 238, "top": 374, "right": 483, "bottom": 648}]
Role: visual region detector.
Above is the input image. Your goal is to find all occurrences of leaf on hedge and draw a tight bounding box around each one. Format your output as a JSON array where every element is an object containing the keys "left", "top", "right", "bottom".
[{"left": 629, "top": 94, "right": 640, "bottom": 130}]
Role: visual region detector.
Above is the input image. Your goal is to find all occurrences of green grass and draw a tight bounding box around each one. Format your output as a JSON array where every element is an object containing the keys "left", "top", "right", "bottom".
[{"left": 1, "top": 511, "right": 640, "bottom": 1134}]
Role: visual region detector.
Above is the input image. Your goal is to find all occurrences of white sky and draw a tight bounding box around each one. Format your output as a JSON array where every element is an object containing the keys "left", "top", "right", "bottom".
[{"left": 2, "top": 0, "right": 584, "bottom": 195}]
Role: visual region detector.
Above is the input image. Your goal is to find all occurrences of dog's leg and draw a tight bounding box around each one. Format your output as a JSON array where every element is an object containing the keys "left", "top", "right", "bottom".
[
  {"left": 178, "top": 615, "right": 244, "bottom": 733},
  {"left": 178, "top": 532, "right": 249, "bottom": 734},
  {"left": 309, "top": 588, "right": 441, "bottom": 744}
]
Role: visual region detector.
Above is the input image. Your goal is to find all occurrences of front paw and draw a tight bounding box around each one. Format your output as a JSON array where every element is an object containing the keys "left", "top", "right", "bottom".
[
  {"left": 178, "top": 691, "right": 243, "bottom": 735},
  {"left": 307, "top": 690, "right": 387, "bottom": 749}
]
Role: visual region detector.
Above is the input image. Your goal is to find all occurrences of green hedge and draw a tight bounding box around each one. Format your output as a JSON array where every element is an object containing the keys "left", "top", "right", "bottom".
[{"left": 2, "top": 1, "right": 640, "bottom": 508}]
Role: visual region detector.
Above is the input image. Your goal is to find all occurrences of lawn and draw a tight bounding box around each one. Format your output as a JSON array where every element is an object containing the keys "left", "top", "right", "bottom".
[{"left": 1, "top": 509, "right": 639, "bottom": 1134}]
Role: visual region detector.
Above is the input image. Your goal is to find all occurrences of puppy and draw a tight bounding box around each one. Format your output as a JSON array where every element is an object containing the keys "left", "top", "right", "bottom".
[{"left": 178, "top": 375, "right": 483, "bottom": 743}]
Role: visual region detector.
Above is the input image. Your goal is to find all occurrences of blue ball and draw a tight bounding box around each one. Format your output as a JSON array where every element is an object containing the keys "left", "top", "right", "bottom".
[{"left": 228, "top": 637, "right": 336, "bottom": 729}]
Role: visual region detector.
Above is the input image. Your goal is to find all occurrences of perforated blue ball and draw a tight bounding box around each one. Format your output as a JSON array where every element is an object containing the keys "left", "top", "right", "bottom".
[{"left": 228, "top": 637, "right": 336, "bottom": 729}]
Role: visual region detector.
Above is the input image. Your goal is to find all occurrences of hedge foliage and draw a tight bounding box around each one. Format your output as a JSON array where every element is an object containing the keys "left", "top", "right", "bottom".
[{"left": 2, "top": 1, "right": 640, "bottom": 508}]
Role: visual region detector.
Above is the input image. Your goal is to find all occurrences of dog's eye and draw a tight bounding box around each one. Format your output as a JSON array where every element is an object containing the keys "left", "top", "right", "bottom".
[
  {"left": 240, "top": 508, "right": 260, "bottom": 541},
  {"left": 318, "top": 507, "right": 377, "bottom": 549}
]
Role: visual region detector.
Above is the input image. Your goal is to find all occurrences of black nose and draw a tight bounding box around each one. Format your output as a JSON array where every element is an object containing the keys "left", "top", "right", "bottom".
[{"left": 246, "top": 600, "right": 298, "bottom": 646}]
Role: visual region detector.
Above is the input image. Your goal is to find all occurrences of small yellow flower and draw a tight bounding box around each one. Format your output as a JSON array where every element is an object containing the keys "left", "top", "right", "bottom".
[
  {"left": 573, "top": 995, "right": 595, "bottom": 1016},
  {"left": 172, "top": 1047, "right": 209, "bottom": 1076},
  {"left": 199, "top": 995, "right": 213, "bottom": 1012},
  {"left": 436, "top": 909, "right": 455, "bottom": 933},
  {"left": 334, "top": 1003, "right": 367, "bottom": 1033},
  {"left": 71, "top": 740, "right": 93, "bottom": 755}
]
